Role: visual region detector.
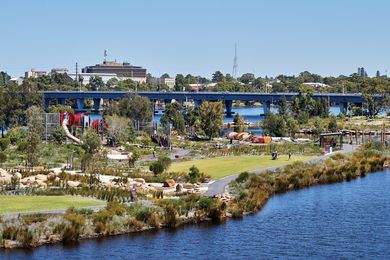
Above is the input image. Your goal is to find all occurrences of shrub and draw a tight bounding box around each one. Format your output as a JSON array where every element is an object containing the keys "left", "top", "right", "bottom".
[
  {"left": 126, "top": 218, "right": 145, "bottom": 231},
  {"left": 164, "top": 204, "right": 179, "bottom": 228},
  {"left": 19, "top": 228, "right": 35, "bottom": 247},
  {"left": 94, "top": 221, "right": 105, "bottom": 234},
  {"left": 197, "top": 197, "right": 214, "bottom": 212},
  {"left": 236, "top": 172, "right": 250, "bottom": 183},
  {"left": 147, "top": 213, "right": 161, "bottom": 229},
  {"left": 2, "top": 226, "right": 19, "bottom": 240},
  {"left": 22, "top": 214, "right": 48, "bottom": 225},
  {"left": 187, "top": 165, "right": 202, "bottom": 183},
  {"left": 208, "top": 207, "right": 224, "bottom": 221},
  {"left": 0, "top": 137, "right": 10, "bottom": 151},
  {"left": 231, "top": 208, "right": 243, "bottom": 219},
  {"left": 134, "top": 207, "right": 153, "bottom": 222},
  {"left": 106, "top": 201, "right": 127, "bottom": 216}
]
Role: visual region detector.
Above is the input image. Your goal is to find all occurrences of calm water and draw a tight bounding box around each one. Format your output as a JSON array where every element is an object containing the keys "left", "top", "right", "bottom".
[
  {"left": 4, "top": 169, "right": 390, "bottom": 259},
  {"left": 153, "top": 106, "right": 342, "bottom": 123}
]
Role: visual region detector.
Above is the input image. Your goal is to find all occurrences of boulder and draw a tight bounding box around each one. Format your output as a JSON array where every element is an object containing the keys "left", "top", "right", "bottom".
[
  {"left": 163, "top": 179, "right": 176, "bottom": 187},
  {"left": 67, "top": 180, "right": 81, "bottom": 187},
  {"left": 54, "top": 177, "right": 60, "bottom": 182},
  {"left": 21, "top": 176, "right": 35, "bottom": 185},
  {"left": 176, "top": 183, "right": 183, "bottom": 192},
  {"left": 35, "top": 174, "right": 48, "bottom": 181},
  {"left": 35, "top": 180, "right": 47, "bottom": 188},
  {"left": 0, "top": 168, "right": 9, "bottom": 177},
  {"left": 182, "top": 183, "right": 195, "bottom": 189},
  {"left": 134, "top": 178, "right": 146, "bottom": 184},
  {"left": 384, "top": 160, "right": 390, "bottom": 168},
  {"left": 13, "top": 172, "right": 22, "bottom": 179}
]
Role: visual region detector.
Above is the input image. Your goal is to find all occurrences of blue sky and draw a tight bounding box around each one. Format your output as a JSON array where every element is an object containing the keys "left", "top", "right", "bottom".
[{"left": 1, "top": 0, "right": 389, "bottom": 78}]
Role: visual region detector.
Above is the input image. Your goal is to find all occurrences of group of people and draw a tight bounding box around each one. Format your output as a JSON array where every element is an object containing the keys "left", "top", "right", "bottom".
[{"left": 271, "top": 151, "right": 292, "bottom": 160}]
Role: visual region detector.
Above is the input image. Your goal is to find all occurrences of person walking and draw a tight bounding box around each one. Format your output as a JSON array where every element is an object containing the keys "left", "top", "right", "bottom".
[{"left": 288, "top": 151, "right": 292, "bottom": 161}]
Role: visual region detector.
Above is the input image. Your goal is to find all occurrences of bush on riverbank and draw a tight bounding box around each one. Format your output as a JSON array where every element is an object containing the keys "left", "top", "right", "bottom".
[{"left": 229, "top": 147, "right": 388, "bottom": 214}]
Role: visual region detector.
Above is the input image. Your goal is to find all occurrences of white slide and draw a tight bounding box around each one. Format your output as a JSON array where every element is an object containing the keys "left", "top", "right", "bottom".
[{"left": 62, "top": 114, "right": 82, "bottom": 144}]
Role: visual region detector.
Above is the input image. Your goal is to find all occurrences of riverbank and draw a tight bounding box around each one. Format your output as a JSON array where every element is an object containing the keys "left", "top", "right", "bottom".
[{"left": 1, "top": 145, "right": 389, "bottom": 249}]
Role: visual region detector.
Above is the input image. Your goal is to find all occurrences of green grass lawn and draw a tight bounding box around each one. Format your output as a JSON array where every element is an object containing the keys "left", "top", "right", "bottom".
[
  {"left": 0, "top": 195, "right": 105, "bottom": 215},
  {"left": 169, "top": 154, "right": 315, "bottom": 179}
]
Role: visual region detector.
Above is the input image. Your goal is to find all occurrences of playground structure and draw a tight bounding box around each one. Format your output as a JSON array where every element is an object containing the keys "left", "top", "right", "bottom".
[
  {"left": 60, "top": 111, "right": 108, "bottom": 144},
  {"left": 226, "top": 132, "right": 272, "bottom": 144}
]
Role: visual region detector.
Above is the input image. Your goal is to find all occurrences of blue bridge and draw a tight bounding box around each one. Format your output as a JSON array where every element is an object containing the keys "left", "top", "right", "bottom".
[{"left": 41, "top": 91, "right": 381, "bottom": 116}]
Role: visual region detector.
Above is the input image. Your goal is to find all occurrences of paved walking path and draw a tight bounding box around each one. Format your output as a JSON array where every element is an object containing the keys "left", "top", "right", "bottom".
[{"left": 204, "top": 144, "right": 358, "bottom": 196}]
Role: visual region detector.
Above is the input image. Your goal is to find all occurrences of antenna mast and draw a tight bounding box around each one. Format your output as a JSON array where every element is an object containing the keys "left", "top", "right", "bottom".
[
  {"left": 232, "top": 43, "right": 238, "bottom": 79},
  {"left": 104, "top": 49, "right": 108, "bottom": 63}
]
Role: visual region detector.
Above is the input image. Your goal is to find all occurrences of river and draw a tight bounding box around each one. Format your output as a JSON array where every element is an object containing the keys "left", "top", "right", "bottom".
[{"left": 3, "top": 169, "right": 390, "bottom": 259}]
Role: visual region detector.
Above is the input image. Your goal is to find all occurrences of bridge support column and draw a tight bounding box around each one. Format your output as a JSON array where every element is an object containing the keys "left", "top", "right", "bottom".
[
  {"left": 262, "top": 101, "right": 271, "bottom": 115},
  {"left": 76, "top": 98, "right": 84, "bottom": 110},
  {"left": 152, "top": 99, "right": 157, "bottom": 114},
  {"left": 194, "top": 100, "right": 203, "bottom": 107},
  {"left": 339, "top": 102, "right": 348, "bottom": 115},
  {"left": 93, "top": 98, "right": 101, "bottom": 112},
  {"left": 44, "top": 99, "right": 50, "bottom": 112},
  {"left": 225, "top": 100, "right": 233, "bottom": 117},
  {"left": 57, "top": 98, "right": 66, "bottom": 105}
]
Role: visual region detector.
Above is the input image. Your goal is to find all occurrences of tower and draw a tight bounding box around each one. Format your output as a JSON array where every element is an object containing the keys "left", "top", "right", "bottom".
[
  {"left": 232, "top": 43, "right": 238, "bottom": 79},
  {"left": 104, "top": 49, "right": 108, "bottom": 63}
]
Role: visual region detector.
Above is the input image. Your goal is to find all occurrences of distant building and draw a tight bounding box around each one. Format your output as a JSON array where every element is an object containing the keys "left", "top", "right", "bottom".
[
  {"left": 9, "top": 77, "right": 24, "bottom": 86},
  {"left": 147, "top": 77, "right": 176, "bottom": 89},
  {"left": 25, "top": 69, "right": 47, "bottom": 78},
  {"left": 51, "top": 68, "right": 69, "bottom": 74},
  {"left": 82, "top": 60, "right": 147, "bottom": 83},
  {"left": 302, "top": 82, "right": 329, "bottom": 90},
  {"left": 68, "top": 73, "right": 119, "bottom": 85}
]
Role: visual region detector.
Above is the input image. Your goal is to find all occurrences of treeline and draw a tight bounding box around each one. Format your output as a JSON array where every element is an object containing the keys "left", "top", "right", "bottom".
[
  {"left": 2, "top": 69, "right": 390, "bottom": 94},
  {"left": 262, "top": 86, "right": 337, "bottom": 137},
  {"left": 0, "top": 82, "right": 42, "bottom": 134}
]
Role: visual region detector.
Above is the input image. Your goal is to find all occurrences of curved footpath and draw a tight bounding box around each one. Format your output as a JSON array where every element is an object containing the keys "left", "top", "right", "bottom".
[{"left": 204, "top": 144, "right": 357, "bottom": 196}]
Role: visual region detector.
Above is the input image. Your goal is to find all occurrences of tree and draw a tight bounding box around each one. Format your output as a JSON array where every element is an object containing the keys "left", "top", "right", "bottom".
[
  {"left": 0, "top": 152, "right": 6, "bottom": 166},
  {"left": 188, "top": 165, "right": 202, "bottom": 183},
  {"left": 106, "top": 115, "right": 134, "bottom": 146},
  {"left": 128, "top": 149, "right": 140, "bottom": 168},
  {"left": 362, "top": 93, "right": 382, "bottom": 119},
  {"left": 0, "top": 71, "right": 11, "bottom": 87},
  {"left": 262, "top": 112, "right": 287, "bottom": 137},
  {"left": 149, "top": 157, "right": 171, "bottom": 176},
  {"left": 81, "top": 128, "right": 101, "bottom": 154},
  {"left": 48, "top": 104, "right": 74, "bottom": 114},
  {"left": 233, "top": 113, "right": 246, "bottom": 132},
  {"left": 80, "top": 128, "right": 101, "bottom": 173},
  {"left": 277, "top": 96, "right": 288, "bottom": 117},
  {"left": 212, "top": 71, "right": 225, "bottom": 82},
  {"left": 50, "top": 125, "right": 67, "bottom": 144},
  {"left": 88, "top": 76, "right": 104, "bottom": 90},
  {"left": 286, "top": 117, "right": 299, "bottom": 138},
  {"left": 199, "top": 101, "right": 224, "bottom": 139},
  {"left": 160, "top": 103, "right": 186, "bottom": 133},
  {"left": 328, "top": 115, "right": 338, "bottom": 132},
  {"left": 129, "top": 95, "right": 153, "bottom": 124},
  {"left": 174, "top": 74, "right": 187, "bottom": 91},
  {"left": 106, "top": 78, "right": 119, "bottom": 88},
  {"left": 239, "top": 73, "right": 255, "bottom": 84},
  {"left": 149, "top": 161, "right": 164, "bottom": 176},
  {"left": 25, "top": 106, "right": 44, "bottom": 167}
]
